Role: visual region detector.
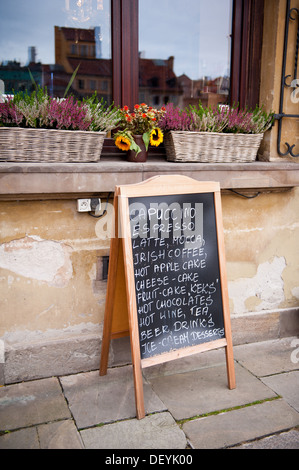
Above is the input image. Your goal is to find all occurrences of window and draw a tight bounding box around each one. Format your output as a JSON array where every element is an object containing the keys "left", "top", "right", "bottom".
[
  {"left": 100, "top": 80, "right": 108, "bottom": 91},
  {"left": 80, "top": 45, "right": 88, "bottom": 57},
  {"left": 139, "top": 0, "right": 232, "bottom": 109},
  {"left": 230, "top": 0, "right": 264, "bottom": 109},
  {"left": 70, "top": 44, "right": 78, "bottom": 55},
  {"left": 111, "top": 0, "right": 264, "bottom": 111},
  {"left": 0, "top": 1, "right": 264, "bottom": 122},
  {"left": 90, "top": 79, "right": 97, "bottom": 90},
  {"left": 0, "top": 0, "right": 112, "bottom": 99}
]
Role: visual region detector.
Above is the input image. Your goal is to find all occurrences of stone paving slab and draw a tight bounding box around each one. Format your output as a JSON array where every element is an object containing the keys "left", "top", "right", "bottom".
[
  {"left": 261, "top": 371, "right": 299, "bottom": 412},
  {"left": 143, "top": 348, "right": 226, "bottom": 380},
  {"left": 233, "top": 337, "right": 299, "bottom": 377},
  {"left": 231, "top": 429, "right": 299, "bottom": 449},
  {"left": 0, "top": 420, "right": 83, "bottom": 449},
  {"left": 37, "top": 420, "right": 84, "bottom": 449},
  {"left": 148, "top": 362, "right": 276, "bottom": 421},
  {"left": 60, "top": 366, "right": 166, "bottom": 429},
  {"left": 183, "top": 399, "right": 299, "bottom": 449},
  {"left": 0, "top": 377, "right": 71, "bottom": 431},
  {"left": 0, "top": 338, "right": 298, "bottom": 449},
  {"left": 0, "top": 427, "right": 40, "bottom": 449},
  {"left": 80, "top": 412, "right": 187, "bottom": 449}
]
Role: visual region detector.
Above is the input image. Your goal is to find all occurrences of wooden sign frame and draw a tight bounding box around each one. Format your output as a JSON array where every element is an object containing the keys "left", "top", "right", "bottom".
[{"left": 100, "top": 175, "right": 235, "bottom": 420}]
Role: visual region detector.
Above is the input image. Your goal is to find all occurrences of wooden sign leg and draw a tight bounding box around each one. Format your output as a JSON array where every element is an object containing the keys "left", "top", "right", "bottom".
[
  {"left": 225, "top": 341, "right": 236, "bottom": 390},
  {"left": 99, "top": 235, "right": 119, "bottom": 376},
  {"left": 132, "top": 358, "right": 145, "bottom": 420},
  {"left": 100, "top": 190, "right": 120, "bottom": 376}
]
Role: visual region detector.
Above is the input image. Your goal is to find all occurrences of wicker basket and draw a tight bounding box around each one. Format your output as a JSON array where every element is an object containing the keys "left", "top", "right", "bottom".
[
  {"left": 164, "top": 131, "right": 264, "bottom": 163},
  {"left": 0, "top": 127, "right": 106, "bottom": 162}
]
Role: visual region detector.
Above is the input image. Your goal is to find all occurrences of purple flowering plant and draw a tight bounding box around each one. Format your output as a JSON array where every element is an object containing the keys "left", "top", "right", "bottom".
[
  {"left": 0, "top": 87, "right": 120, "bottom": 132},
  {"left": 158, "top": 103, "right": 194, "bottom": 132},
  {"left": 159, "top": 102, "right": 274, "bottom": 134}
]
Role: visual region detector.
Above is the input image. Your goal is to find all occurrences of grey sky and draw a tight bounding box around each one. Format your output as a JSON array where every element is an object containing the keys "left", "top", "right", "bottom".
[
  {"left": 139, "top": 0, "right": 231, "bottom": 79},
  {"left": 0, "top": 0, "right": 111, "bottom": 64},
  {"left": 0, "top": 0, "right": 231, "bottom": 80}
]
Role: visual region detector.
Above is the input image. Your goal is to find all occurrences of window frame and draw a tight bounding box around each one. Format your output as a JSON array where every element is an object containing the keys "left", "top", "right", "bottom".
[
  {"left": 111, "top": 0, "right": 139, "bottom": 109},
  {"left": 230, "top": 0, "right": 264, "bottom": 109}
]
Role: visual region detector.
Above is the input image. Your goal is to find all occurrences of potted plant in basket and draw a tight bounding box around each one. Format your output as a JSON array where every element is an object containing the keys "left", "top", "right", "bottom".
[
  {"left": 114, "top": 103, "right": 165, "bottom": 162},
  {"left": 158, "top": 102, "right": 274, "bottom": 163},
  {"left": 0, "top": 87, "right": 121, "bottom": 163}
]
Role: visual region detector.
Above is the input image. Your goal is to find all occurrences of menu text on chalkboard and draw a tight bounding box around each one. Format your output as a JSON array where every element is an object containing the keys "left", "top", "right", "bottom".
[{"left": 129, "top": 193, "right": 225, "bottom": 360}]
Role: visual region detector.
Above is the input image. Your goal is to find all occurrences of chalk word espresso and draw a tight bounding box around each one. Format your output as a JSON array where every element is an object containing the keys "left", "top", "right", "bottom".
[{"left": 130, "top": 202, "right": 203, "bottom": 243}]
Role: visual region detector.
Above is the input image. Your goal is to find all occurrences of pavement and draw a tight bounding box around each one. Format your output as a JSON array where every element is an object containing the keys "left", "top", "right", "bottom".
[{"left": 0, "top": 336, "right": 299, "bottom": 450}]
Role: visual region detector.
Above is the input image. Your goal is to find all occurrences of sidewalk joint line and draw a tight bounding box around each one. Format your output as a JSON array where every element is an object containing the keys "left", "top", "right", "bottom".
[{"left": 176, "top": 395, "right": 282, "bottom": 426}]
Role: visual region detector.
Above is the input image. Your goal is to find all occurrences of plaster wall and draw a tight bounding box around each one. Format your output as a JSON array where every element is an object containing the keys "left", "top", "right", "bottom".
[
  {"left": 0, "top": 189, "right": 298, "bottom": 350},
  {"left": 0, "top": 199, "right": 109, "bottom": 339}
]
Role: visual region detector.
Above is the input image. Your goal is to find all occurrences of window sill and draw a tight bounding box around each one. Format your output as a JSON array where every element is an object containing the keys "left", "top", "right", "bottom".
[{"left": 0, "top": 156, "right": 298, "bottom": 200}]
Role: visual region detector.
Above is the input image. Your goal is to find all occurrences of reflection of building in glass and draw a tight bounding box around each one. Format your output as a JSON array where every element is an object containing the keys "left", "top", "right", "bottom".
[
  {"left": 94, "top": 26, "right": 102, "bottom": 59},
  {"left": 139, "top": 56, "right": 182, "bottom": 107},
  {"left": 177, "top": 74, "right": 229, "bottom": 108},
  {"left": 0, "top": 61, "right": 43, "bottom": 94},
  {"left": 0, "top": 24, "right": 229, "bottom": 108},
  {"left": 28, "top": 47, "right": 37, "bottom": 65},
  {"left": 139, "top": 56, "right": 229, "bottom": 108},
  {"left": 54, "top": 26, "right": 112, "bottom": 102}
]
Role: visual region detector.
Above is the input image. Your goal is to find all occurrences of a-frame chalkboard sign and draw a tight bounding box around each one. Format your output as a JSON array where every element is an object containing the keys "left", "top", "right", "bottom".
[{"left": 100, "top": 175, "right": 235, "bottom": 419}]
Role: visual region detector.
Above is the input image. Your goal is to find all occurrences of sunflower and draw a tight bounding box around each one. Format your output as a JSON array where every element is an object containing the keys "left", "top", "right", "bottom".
[
  {"left": 150, "top": 128, "right": 163, "bottom": 147},
  {"left": 115, "top": 134, "right": 131, "bottom": 151}
]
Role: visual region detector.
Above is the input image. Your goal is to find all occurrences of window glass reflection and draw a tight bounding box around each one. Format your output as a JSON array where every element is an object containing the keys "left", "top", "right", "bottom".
[
  {"left": 139, "top": 0, "right": 232, "bottom": 108},
  {"left": 0, "top": 0, "right": 112, "bottom": 102}
]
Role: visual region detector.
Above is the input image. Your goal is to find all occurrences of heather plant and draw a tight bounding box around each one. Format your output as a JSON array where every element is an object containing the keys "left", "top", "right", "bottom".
[
  {"left": 0, "top": 100, "right": 23, "bottom": 126},
  {"left": 251, "top": 105, "right": 275, "bottom": 134},
  {"left": 159, "top": 102, "right": 274, "bottom": 134},
  {"left": 158, "top": 103, "right": 194, "bottom": 132},
  {"left": 11, "top": 87, "right": 49, "bottom": 128},
  {"left": 189, "top": 103, "right": 228, "bottom": 132},
  {"left": 82, "top": 95, "right": 121, "bottom": 133},
  {"left": 47, "top": 96, "right": 91, "bottom": 131},
  {"left": 0, "top": 87, "right": 120, "bottom": 132},
  {"left": 191, "top": 103, "right": 274, "bottom": 134}
]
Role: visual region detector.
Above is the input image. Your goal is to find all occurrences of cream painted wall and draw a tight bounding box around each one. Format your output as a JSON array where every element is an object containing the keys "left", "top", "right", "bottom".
[
  {"left": 0, "top": 189, "right": 298, "bottom": 342},
  {"left": 0, "top": 200, "right": 109, "bottom": 338},
  {"left": 222, "top": 188, "right": 299, "bottom": 315}
]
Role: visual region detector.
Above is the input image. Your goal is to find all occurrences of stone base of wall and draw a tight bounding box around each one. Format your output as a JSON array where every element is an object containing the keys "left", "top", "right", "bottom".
[
  {"left": 1, "top": 308, "right": 298, "bottom": 385},
  {"left": 231, "top": 308, "right": 299, "bottom": 345}
]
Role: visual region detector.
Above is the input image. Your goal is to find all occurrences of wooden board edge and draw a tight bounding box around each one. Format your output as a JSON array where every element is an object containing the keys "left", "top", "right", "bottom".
[
  {"left": 118, "top": 194, "right": 145, "bottom": 419},
  {"left": 214, "top": 190, "right": 236, "bottom": 389},
  {"left": 141, "top": 338, "right": 227, "bottom": 368},
  {"left": 118, "top": 176, "right": 220, "bottom": 198}
]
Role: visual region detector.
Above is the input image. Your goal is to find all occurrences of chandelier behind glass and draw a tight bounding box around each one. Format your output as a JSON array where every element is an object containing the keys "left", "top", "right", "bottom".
[{"left": 64, "top": 0, "right": 104, "bottom": 24}]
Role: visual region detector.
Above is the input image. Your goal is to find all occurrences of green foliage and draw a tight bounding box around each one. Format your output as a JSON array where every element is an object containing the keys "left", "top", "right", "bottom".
[
  {"left": 0, "top": 87, "right": 121, "bottom": 133},
  {"left": 159, "top": 101, "right": 274, "bottom": 134},
  {"left": 81, "top": 93, "right": 121, "bottom": 132}
]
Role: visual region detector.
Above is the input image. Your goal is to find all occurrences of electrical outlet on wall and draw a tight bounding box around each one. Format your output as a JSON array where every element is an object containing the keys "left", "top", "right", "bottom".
[
  {"left": 77, "top": 198, "right": 101, "bottom": 213},
  {"left": 77, "top": 199, "right": 91, "bottom": 212}
]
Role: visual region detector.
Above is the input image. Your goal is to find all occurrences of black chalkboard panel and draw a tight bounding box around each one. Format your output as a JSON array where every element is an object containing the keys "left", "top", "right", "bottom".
[{"left": 129, "top": 193, "right": 225, "bottom": 360}]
